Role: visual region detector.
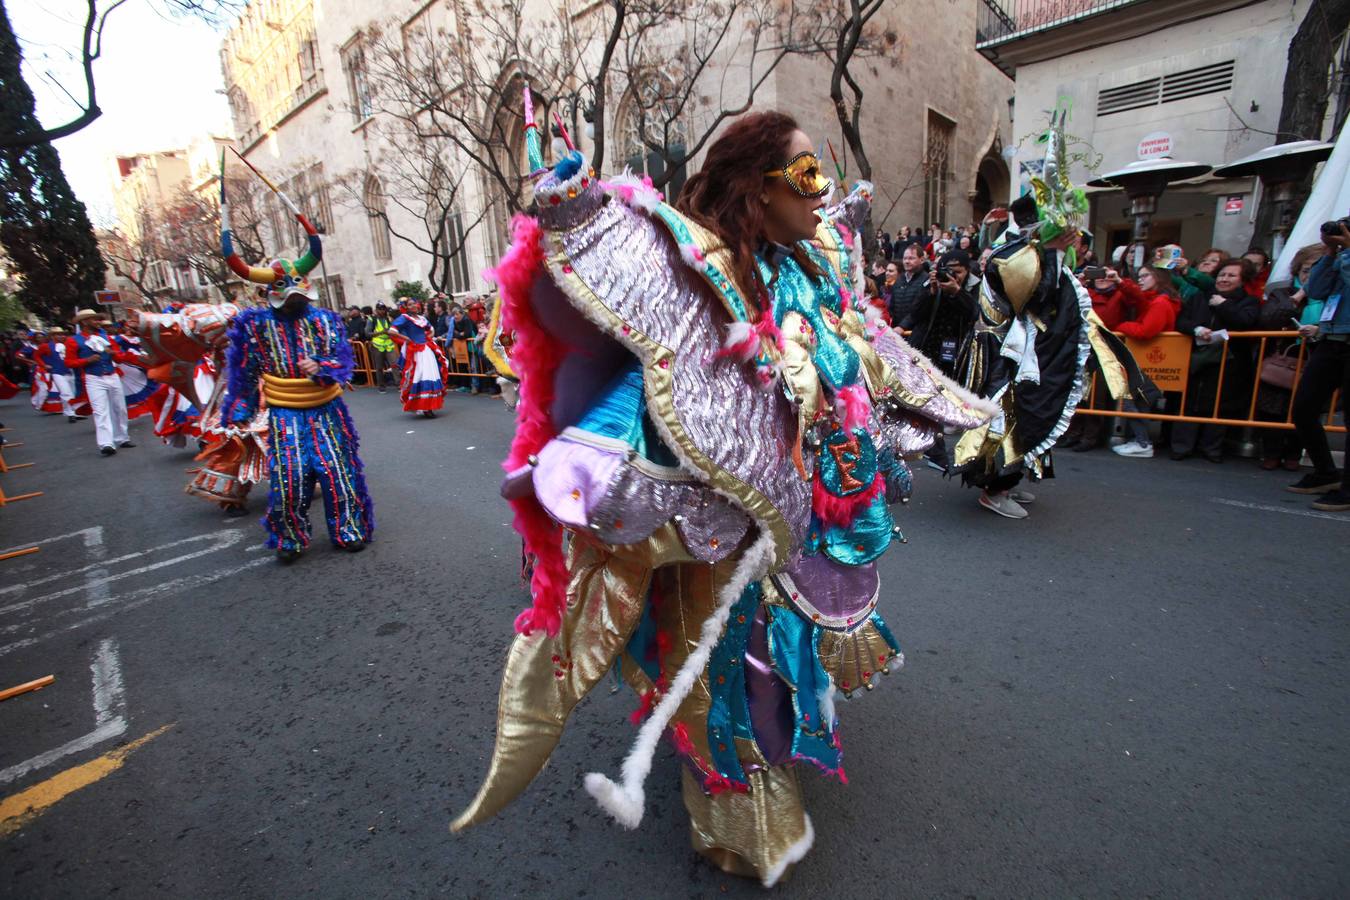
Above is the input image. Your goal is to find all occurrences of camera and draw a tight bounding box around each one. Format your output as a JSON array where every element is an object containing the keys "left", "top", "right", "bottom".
[
  {"left": 1083, "top": 266, "right": 1107, "bottom": 280},
  {"left": 1320, "top": 217, "right": 1350, "bottom": 236},
  {"left": 936, "top": 265, "right": 955, "bottom": 281}
]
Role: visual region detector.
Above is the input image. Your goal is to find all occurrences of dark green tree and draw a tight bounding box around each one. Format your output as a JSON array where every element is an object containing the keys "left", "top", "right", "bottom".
[{"left": 0, "top": 0, "right": 107, "bottom": 322}]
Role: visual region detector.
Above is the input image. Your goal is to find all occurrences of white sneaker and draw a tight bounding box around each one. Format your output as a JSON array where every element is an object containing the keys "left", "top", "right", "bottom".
[
  {"left": 1009, "top": 487, "right": 1035, "bottom": 504},
  {"left": 1112, "top": 441, "right": 1155, "bottom": 458},
  {"left": 979, "top": 490, "right": 1028, "bottom": 519},
  {"left": 1108, "top": 435, "right": 1126, "bottom": 447}
]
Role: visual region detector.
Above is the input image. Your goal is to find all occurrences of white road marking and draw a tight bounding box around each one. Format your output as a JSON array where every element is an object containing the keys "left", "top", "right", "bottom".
[
  {"left": 0, "top": 532, "right": 240, "bottom": 597},
  {"left": 0, "top": 529, "right": 245, "bottom": 622},
  {"left": 0, "top": 526, "right": 102, "bottom": 558},
  {"left": 90, "top": 638, "right": 126, "bottom": 727},
  {"left": 0, "top": 638, "right": 128, "bottom": 785},
  {"left": 1211, "top": 498, "right": 1350, "bottom": 523},
  {"left": 0, "top": 556, "right": 272, "bottom": 659},
  {"left": 81, "top": 526, "right": 111, "bottom": 608}
]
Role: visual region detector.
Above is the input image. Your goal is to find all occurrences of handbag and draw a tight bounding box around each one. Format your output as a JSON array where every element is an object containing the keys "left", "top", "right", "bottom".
[{"left": 1259, "top": 345, "right": 1300, "bottom": 391}]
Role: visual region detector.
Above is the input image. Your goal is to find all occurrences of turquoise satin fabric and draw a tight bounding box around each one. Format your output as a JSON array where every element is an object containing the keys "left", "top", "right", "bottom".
[
  {"left": 818, "top": 425, "right": 878, "bottom": 497},
  {"left": 766, "top": 605, "right": 841, "bottom": 773},
  {"left": 573, "top": 359, "right": 678, "bottom": 466},
  {"left": 759, "top": 249, "right": 860, "bottom": 392},
  {"left": 818, "top": 495, "right": 893, "bottom": 566},
  {"left": 706, "top": 583, "right": 763, "bottom": 783}
]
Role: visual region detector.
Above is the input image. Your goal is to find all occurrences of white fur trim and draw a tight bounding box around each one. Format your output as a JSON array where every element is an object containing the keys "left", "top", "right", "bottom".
[
  {"left": 583, "top": 530, "right": 776, "bottom": 829},
  {"left": 605, "top": 169, "right": 661, "bottom": 213},
  {"left": 817, "top": 678, "right": 838, "bottom": 730},
  {"left": 679, "top": 241, "right": 705, "bottom": 270},
  {"left": 761, "top": 813, "right": 815, "bottom": 888}
]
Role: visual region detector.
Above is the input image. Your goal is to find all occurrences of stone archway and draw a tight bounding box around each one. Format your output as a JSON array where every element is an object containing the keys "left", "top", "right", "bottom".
[{"left": 971, "top": 154, "right": 1011, "bottom": 221}]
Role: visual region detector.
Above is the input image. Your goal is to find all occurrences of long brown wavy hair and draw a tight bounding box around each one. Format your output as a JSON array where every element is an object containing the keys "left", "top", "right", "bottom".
[{"left": 676, "top": 111, "right": 820, "bottom": 320}]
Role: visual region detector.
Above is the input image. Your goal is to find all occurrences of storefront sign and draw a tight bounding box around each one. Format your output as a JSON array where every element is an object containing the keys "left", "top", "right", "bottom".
[
  {"left": 1224, "top": 195, "right": 1244, "bottom": 215},
  {"left": 1127, "top": 333, "right": 1191, "bottom": 391},
  {"left": 1137, "top": 132, "right": 1173, "bottom": 160}
]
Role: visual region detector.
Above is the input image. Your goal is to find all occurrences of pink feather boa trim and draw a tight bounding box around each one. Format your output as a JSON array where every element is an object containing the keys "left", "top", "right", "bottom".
[
  {"left": 834, "top": 383, "right": 872, "bottom": 433},
  {"left": 487, "top": 214, "right": 569, "bottom": 637},
  {"left": 812, "top": 470, "right": 885, "bottom": 529}
]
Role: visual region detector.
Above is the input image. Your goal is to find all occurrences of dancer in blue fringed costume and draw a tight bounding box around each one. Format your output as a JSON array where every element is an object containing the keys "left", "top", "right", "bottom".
[{"left": 216, "top": 153, "right": 374, "bottom": 563}]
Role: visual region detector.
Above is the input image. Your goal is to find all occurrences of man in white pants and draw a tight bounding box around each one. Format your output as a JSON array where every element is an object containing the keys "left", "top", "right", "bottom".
[{"left": 68, "top": 309, "right": 138, "bottom": 456}]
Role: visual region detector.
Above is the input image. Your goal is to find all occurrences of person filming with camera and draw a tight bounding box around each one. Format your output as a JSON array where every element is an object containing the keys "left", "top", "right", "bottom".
[
  {"left": 900, "top": 249, "right": 980, "bottom": 471},
  {"left": 1287, "top": 218, "right": 1350, "bottom": 511}
]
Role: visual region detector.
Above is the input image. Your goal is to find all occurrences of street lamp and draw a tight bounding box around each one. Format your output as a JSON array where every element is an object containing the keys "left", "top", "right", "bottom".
[
  {"left": 1088, "top": 157, "right": 1212, "bottom": 268},
  {"left": 1211, "top": 140, "right": 1334, "bottom": 258}
]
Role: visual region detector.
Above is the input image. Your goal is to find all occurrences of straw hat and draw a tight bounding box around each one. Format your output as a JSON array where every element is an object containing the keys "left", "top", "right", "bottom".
[{"left": 73, "top": 308, "right": 107, "bottom": 324}]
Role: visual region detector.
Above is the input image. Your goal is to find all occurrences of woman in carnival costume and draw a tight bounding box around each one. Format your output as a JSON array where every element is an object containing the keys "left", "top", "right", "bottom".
[
  {"left": 953, "top": 111, "right": 1154, "bottom": 520},
  {"left": 388, "top": 297, "right": 449, "bottom": 418},
  {"left": 216, "top": 172, "right": 374, "bottom": 563},
  {"left": 451, "top": 103, "right": 994, "bottom": 884}
]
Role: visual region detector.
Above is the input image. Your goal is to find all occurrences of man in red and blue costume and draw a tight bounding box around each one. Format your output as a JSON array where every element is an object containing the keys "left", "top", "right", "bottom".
[{"left": 217, "top": 182, "right": 374, "bottom": 563}]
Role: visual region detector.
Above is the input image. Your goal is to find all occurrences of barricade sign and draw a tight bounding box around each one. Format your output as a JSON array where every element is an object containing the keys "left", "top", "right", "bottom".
[{"left": 1126, "top": 333, "right": 1191, "bottom": 391}]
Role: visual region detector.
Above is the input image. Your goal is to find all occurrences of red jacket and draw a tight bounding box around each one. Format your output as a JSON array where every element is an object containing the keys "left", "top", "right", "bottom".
[
  {"left": 1086, "top": 283, "right": 1132, "bottom": 330},
  {"left": 1116, "top": 287, "right": 1180, "bottom": 340}
]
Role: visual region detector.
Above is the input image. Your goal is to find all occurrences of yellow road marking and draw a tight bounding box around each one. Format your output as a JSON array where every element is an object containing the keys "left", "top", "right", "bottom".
[{"left": 0, "top": 723, "right": 175, "bottom": 838}]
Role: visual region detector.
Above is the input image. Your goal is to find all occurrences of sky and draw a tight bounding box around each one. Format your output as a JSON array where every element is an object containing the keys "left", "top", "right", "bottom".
[{"left": 11, "top": 0, "right": 235, "bottom": 226}]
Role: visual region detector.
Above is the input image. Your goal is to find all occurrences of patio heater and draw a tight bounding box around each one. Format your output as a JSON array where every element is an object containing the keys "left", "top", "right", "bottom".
[
  {"left": 1088, "top": 157, "right": 1212, "bottom": 270},
  {"left": 1212, "top": 140, "right": 1334, "bottom": 258}
]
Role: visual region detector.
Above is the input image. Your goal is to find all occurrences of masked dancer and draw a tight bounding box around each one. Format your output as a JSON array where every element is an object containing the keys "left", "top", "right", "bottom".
[
  {"left": 451, "top": 102, "right": 993, "bottom": 884},
  {"left": 217, "top": 155, "right": 373, "bottom": 562}
]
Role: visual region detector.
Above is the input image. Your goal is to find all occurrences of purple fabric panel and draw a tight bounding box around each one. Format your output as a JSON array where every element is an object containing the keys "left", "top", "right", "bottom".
[
  {"left": 500, "top": 464, "right": 534, "bottom": 501},
  {"left": 528, "top": 277, "right": 632, "bottom": 430},
  {"left": 783, "top": 554, "right": 879, "bottom": 621},
  {"left": 745, "top": 603, "right": 794, "bottom": 767},
  {"left": 532, "top": 437, "right": 625, "bottom": 529}
]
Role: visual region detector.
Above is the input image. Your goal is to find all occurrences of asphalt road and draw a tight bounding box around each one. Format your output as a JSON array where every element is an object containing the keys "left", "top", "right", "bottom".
[{"left": 0, "top": 387, "right": 1346, "bottom": 899}]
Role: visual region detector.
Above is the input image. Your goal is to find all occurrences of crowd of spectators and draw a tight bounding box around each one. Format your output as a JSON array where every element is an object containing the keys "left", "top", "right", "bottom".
[
  {"left": 858, "top": 214, "right": 1349, "bottom": 502},
  {"left": 342, "top": 292, "right": 502, "bottom": 396}
]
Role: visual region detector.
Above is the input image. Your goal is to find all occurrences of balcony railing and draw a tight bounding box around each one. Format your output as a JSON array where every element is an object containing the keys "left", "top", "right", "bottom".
[{"left": 976, "top": 0, "right": 1140, "bottom": 47}]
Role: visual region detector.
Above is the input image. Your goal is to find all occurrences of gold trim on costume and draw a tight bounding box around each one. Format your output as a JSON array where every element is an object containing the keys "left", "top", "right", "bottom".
[
  {"left": 261, "top": 373, "right": 340, "bottom": 408},
  {"left": 992, "top": 244, "right": 1041, "bottom": 315}
]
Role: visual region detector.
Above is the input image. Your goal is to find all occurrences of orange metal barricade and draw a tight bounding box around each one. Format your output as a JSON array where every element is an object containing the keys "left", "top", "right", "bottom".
[
  {"left": 1077, "top": 330, "right": 1344, "bottom": 433},
  {"left": 350, "top": 340, "right": 375, "bottom": 388}
]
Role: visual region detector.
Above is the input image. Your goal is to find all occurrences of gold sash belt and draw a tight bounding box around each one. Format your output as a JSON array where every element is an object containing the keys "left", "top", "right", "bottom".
[{"left": 262, "top": 373, "right": 341, "bottom": 408}]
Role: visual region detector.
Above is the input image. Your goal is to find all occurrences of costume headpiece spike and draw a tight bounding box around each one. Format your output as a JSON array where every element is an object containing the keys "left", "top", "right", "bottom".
[
  {"left": 1027, "top": 108, "right": 1088, "bottom": 247},
  {"left": 827, "top": 139, "right": 847, "bottom": 185},
  {"left": 220, "top": 150, "right": 321, "bottom": 303},
  {"left": 523, "top": 83, "right": 545, "bottom": 174},
  {"left": 551, "top": 111, "right": 575, "bottom": 152}
]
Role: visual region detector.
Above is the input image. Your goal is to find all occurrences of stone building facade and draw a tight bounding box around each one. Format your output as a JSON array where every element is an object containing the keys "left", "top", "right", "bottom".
[{"left": 218, "top": 0, "right": 1014, "bottom": 309}]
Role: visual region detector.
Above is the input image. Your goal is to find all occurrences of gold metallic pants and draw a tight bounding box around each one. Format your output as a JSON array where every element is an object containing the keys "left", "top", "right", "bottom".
[{"left": 682, "top": 765, "right": 812, "bottom": 886}]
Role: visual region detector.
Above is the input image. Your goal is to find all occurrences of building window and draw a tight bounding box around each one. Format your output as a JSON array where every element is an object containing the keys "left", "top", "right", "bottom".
[
  {"left": 618, "top": 83, "right": 688, "bottom": 202},
  {"left": 442, "top": 209, "right": 472, "bottom": 294},
  {"left": 364, "top": 174, "right": 392, "bottom": 261},
  {"left": 923, "top": 110, "right": 955, "bottom": 229},
  {"left": 340, "top": 37, "right": 373, "bottom": 123},
  {"left": 317, "top": 273, "right": 346, "bottom": 310}
]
